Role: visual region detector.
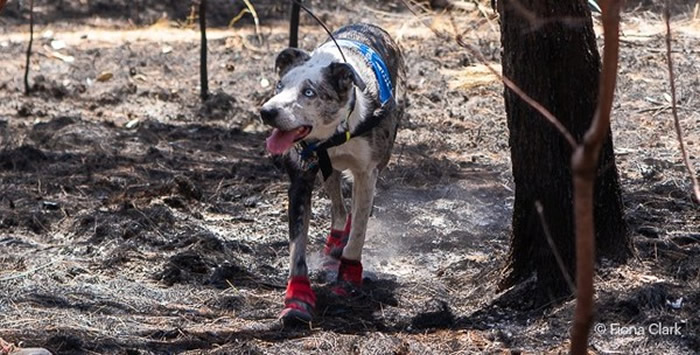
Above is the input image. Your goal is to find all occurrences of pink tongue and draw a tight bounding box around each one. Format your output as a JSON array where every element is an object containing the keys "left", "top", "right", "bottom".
[{"left": 266, "top": 128, "right": 300, "bottom": 155}]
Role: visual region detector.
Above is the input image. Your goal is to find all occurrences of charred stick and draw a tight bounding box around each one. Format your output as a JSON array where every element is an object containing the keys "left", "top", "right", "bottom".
[
  {"left": 24, "top": 0, "right": 35, "bottom": 95},
  {"left": 199, "top": 0, "right": 209, "bottom": 100}
]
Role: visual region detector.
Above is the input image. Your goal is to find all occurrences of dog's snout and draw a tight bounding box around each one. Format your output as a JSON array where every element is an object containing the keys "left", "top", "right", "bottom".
[{"left": 260, "top": 107, "right": 279, "bottom": 125}]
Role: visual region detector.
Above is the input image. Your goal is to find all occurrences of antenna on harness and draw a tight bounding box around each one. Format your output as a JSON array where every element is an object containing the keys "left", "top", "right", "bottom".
[
  {"left": 288, "top": 0, "right": 348, "bottom": 63},
  {"left": 287, "top": 1, "right": 371, "bottom": 181}
]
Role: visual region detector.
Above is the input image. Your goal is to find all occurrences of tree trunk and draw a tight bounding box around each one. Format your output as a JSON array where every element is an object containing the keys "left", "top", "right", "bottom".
[
  {"left": 498, "top": 0, "right": 631, "bottom": 303},
  {"left": 199, "top": 0, "right": 209, "bottom": 101},
  {"left": 289, "top": 0, "right": 301, "bottom": 48}
]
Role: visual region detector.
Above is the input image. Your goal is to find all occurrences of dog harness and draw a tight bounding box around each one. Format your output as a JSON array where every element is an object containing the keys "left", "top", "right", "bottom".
[
  {"left": 297, "top": 39, "right": 395, "bottom": 179},
  {"left": 333, "top": 39, "right": 394, "bottom": 105}
]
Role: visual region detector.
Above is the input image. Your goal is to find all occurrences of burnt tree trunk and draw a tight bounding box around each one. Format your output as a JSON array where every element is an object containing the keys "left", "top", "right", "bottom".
[
  {"left": 498, "top": 0, "right": 631, "bottom": 303},
  {"left": 289, "top": 0, "right": 301, "bottom": 48},
  {"left": 199, "top": 0, "right": 209, "bottom": 101}
]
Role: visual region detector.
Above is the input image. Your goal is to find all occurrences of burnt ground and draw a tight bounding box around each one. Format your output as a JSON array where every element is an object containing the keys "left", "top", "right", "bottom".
[{"left": 0, "top": 1, "right": 699, "bottom": 354}]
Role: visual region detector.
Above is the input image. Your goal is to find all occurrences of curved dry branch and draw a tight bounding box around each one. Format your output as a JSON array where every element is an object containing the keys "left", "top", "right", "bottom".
[
  {"left": 455, "top": 35, "right": 577, "bottom": 149},
  {"left": 569, "top": 0, "right": 623, "bottom": 354},
  {"left": 401, "top": 0, "right": 578, "bottom": 149},
  {"left": 664, "top": 1, "right": 700, "bottom": 203}
]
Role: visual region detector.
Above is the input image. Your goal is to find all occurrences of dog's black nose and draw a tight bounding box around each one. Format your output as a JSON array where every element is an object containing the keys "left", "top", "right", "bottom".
[{"left": 260, "top": 108, "right": 278, "bottom": 125}]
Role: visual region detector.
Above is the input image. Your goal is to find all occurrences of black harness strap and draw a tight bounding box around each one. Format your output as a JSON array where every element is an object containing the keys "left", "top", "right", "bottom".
[
  {"left": 313, "top": 112, "right": 385, "bottom": 179},
  {"left": 299, "top": 89, "right": 388, "bottom": 180}
]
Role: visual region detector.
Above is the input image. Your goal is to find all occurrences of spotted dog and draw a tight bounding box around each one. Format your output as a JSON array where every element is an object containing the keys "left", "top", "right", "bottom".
[{"left": 260, "top": 23, "right": 404, "bottom": 324}]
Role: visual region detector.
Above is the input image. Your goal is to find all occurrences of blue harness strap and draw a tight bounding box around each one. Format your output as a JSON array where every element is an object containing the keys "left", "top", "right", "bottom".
[{"left": 332, "top": 39, "right": 394, "bottom": 105}]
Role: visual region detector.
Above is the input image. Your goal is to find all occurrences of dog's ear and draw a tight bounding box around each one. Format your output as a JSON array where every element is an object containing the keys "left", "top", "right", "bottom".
[
  {"left": 275, "top": 48, "right": 310, "bottom": 77},
  {"left": 324, "top": 62, "right": 367, "bottom": 94}
]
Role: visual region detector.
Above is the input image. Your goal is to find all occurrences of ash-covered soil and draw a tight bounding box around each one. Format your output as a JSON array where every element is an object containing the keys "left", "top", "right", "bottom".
[{"left": 0, "top": 1, "right": 699, "bottom": 354}]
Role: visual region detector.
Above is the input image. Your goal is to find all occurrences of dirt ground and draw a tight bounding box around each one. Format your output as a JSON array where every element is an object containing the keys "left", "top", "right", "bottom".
[{"left": 0, "top": 1, "right": 699, "bottom": 354}]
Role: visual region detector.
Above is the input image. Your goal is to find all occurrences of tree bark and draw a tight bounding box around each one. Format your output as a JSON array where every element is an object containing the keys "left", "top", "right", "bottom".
[{"left": 498, "top": 0, "right": 631, "bottom": 302}]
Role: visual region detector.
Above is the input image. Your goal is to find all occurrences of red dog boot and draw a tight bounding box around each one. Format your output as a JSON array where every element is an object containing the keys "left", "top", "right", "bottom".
[
  {"left": 331, "top": 257, "right": 363, "bottom": 297},
  {"left": 279, "top": 276, "right": 316, "bottom": 325},
  {"left": 323, "top": 214, "right": 352, "bottom": 259},
  {"left": 322, "top": 215, "right": 352, "bottom": 272}
]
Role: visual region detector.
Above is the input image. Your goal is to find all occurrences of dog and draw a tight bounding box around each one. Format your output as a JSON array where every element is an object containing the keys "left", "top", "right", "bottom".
[{"left": 259, "top": 23, "right": 404, "bottom": 324}]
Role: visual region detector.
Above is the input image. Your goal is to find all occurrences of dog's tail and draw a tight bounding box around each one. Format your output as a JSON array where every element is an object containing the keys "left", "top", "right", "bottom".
[{"left": 394, "top": 43, "right": 408, "bottom": 128}]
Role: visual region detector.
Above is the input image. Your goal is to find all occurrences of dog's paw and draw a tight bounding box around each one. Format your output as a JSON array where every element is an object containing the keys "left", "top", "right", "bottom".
[
  {"left": 331, "top": 257, "right": 363, "bottom": 297},
  {"left": 322, "top": 231, "right": 348, "bottom": 260},
  {"left": 330, "top": 280, "right": 362, "bottom": 298},
  {"left": 338, "top": 257, "right": 363, "bottom": 285},
  {"left": 280, "top": 276, "right": 316, "bottom": 326},
  {"left": 279, "top": 302, "right": 313, "bottom": 326},
  {"left": 322, "top": 215, "right": 352, "bottom": 259}
]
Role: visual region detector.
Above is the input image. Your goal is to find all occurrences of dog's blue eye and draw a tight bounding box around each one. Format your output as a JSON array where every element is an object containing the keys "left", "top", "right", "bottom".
[
  {"left": 303, "top": 88, "right": 316, "bottom": 98},
  {"left": 275, "top": 82, "right": 283, "bottom": 92}
]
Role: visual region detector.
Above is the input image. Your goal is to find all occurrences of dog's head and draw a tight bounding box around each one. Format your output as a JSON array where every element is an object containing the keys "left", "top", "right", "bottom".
[{"left": 260, "top": 47, "right": 365, "bottom": 155}]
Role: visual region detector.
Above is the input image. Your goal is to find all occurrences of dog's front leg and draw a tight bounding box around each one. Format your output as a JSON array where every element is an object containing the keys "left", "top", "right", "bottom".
[
  {"left": 322, "top": 169, "right": 351, "bottom": 262},
  {"left": 324, "top": 169, "right": 349, "bottom": 231},
  {"left": 280, "top": 160, "right": 318, "bottom": 324},
  {"left": 334, "top": 167, "right": 378, "bottom": 294},
  {"left": 287, "top": 170, "right": 315, "bottom": 278}
]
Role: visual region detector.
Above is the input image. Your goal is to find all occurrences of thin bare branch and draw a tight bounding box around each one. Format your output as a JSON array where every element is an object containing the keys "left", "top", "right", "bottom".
[
  {"left": 241, "top": 0, "right": 262, "bottom": 45},
  {"left": 0, "top": 260, "right": 58, "bottom": 282},
  {"left": 535, "top": 201, "right": 576, "bottom": 294},
  {"left": 24, "top": 0, "right": 35, "bottom": 95},
  {"left": 570, "top": 1, "right": 623, "bottom": 354},
  {"left": 454, "top": 34, "right": 577, "bottom": 149},
  {"left": 405, "top": 3, "right": 579, "bottom": 149},
  {"left": 398, "top": 0, "right": 452, "bottom": 40},
  {"left": 664, "top": 0, "right": 700, "bottom": 203}
]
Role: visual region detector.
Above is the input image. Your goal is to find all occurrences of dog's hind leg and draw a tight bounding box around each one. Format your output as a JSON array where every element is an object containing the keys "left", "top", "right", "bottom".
[
  {"left": 333, "top": 167, "right": 378, "bottom": 295},
  {"left": 280, "top": 162, "right": 317, "bottom": 325},
  {"left": 322, "top": 169, "right": 351, "bottom": 262}
]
